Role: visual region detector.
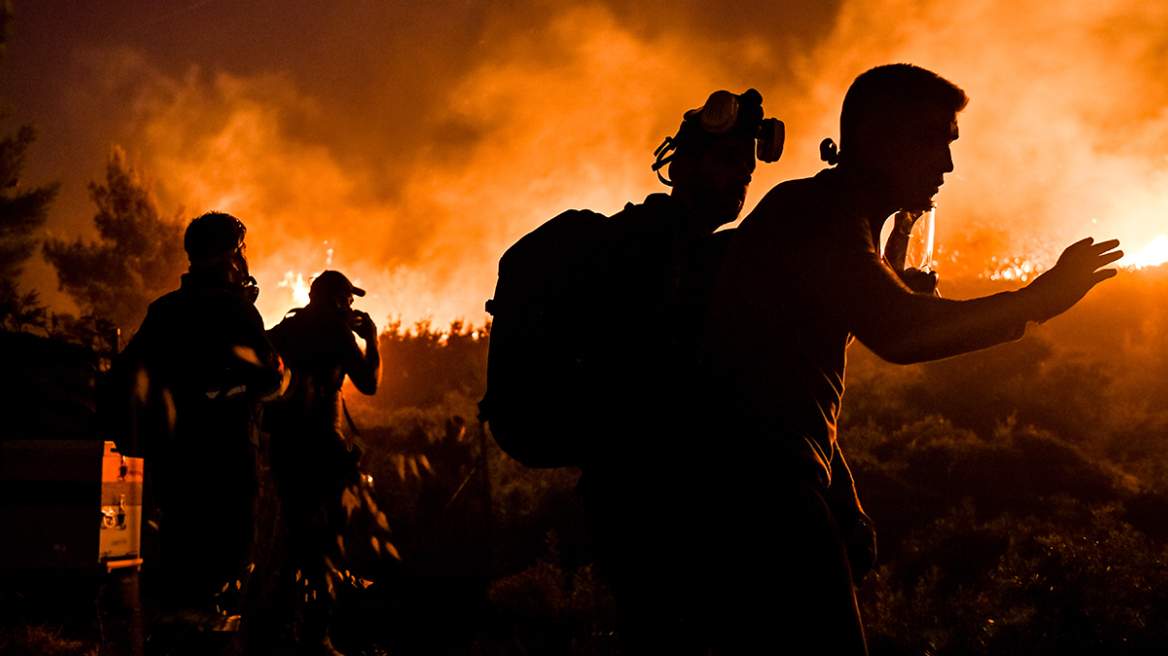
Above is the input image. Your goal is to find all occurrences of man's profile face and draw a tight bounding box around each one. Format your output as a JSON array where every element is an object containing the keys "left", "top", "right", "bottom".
[
  {"left": 232, "top": 241, "right": 251, "bottom": 282},
  {"left": 328, "top": 292, "right": 355, "bottom": 320},
  {"left": 694, "top": 135, "right": 757, "bottom": 230},
  {"left": 882, "top": 109, "right": 958, "bottom": 213}
]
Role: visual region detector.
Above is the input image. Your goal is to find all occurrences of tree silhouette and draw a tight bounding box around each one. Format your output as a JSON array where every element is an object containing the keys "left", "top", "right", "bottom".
[
  {"left": 0, "top": 0, "right": 59, "bottom": 333},
  {"left": 43, "top": 147, "right": 185, "bottom": 333}
]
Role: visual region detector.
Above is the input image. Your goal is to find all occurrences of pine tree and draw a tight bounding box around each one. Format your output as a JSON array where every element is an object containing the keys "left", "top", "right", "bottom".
[
  {"left": 0, "top": 0, "right": 59, "bottom": 333},
  {"left": 43, "top": 147, "right": 186, "bottom": 333}
]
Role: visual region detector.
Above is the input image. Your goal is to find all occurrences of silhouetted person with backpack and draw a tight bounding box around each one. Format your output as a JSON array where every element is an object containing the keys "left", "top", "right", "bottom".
[
  {"left": 482, "top": 90, "right": 784, "bottom": 654},
  {"left": 264, "top": 270, "right": 381, "bottom": 656},
  {"left": 703, "top": 64, "right": 1123, "bottom": 655},
  {"left": 111, "top": 211, "right": 285, "bottom": 654}
]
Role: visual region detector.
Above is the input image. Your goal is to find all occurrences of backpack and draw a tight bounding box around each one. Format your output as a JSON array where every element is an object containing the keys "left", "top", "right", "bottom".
[
  {"left": 479, "top": 199, "right": 735, "bottom": 469},
  {"left": 479, "top": 208, "right": 619, "bottom": 468}
]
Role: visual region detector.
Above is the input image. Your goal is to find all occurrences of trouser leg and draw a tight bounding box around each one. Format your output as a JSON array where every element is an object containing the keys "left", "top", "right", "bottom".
[
  {"left": 708, "top": 477, "right": 867, "bottom": 655},
  {"left": 585, "top": 487, "right": 711, "bottom": 656}
]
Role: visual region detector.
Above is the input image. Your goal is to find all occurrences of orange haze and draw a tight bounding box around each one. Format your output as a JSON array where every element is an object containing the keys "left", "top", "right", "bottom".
[{"left": 11, "top": 0, "right": 1168, "bottom": 329}]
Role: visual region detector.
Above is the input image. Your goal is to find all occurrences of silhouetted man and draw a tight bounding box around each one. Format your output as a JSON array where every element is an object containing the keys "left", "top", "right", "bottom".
[
  {"left": 703, "top": 64, "right": 1122, "bottom": 654},
  {"left": 264, "top": 270, "right": 380, "bottom": 656},
  {"left": 484, "top": 89, "right": 782, "bottom": 654},
  {"left": 115, "top": 211, "right": 284, "bottom": 652}
]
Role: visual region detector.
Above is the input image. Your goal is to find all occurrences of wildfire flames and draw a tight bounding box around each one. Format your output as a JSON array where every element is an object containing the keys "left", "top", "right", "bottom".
[
  {"left": 277, "top": 272, "right": 312, "bottom": 310},
  {"left": 1128, "top": 235, "right": 1168, "bottom": 270},
  {"left": 18, "top": 0, "right": 1168, "bottom": 328}
]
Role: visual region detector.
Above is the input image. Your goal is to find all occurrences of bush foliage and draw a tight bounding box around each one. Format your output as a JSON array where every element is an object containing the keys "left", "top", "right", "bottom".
[
  {"left": 8, "top": 266, "right": 1168, "bottom": 654},
  {"left": 329, "top": 270, "right": 1168, "bottom": 654}
]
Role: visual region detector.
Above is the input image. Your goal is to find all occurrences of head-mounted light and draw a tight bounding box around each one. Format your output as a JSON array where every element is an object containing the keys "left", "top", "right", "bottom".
[{"left": 652, "top": 89, "right": 785, "bottom": 186}]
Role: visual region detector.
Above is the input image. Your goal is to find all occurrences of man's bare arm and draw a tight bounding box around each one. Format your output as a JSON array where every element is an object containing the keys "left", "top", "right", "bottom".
[
  {"left": 345, "top": 310, "right": 382, "bottom": 395},
  {"left": 814, "top": 238, "right": 1122, "bottom": 365}
]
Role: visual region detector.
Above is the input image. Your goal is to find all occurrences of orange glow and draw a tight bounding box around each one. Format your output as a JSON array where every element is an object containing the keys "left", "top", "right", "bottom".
[
  {"left": 113, "top": 6, "right": 760, "bottom": 329},
  {"left": 277, "top": 272, "right": 313, "bottom": 309},
  {"left": 1126, "top": 235, "right": 1168, "bottom": 270},
  {"left": 986, "top": 257, "right": 1044, "bottom": 283},
  {"left": 41, "top": 0, "right": 1168, "bottom": 330},
  {"left": 974, "top": 232, "right": 1168, "bottom": 281}
]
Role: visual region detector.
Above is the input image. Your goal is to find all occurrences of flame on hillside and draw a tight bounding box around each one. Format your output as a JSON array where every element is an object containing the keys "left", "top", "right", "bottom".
[
  {"left": 986, "top": 257, "right": 1044, "bottom": 283},
  {"left": 276, "top": 272, "right": 312, "bottom": 309},
  {"left": 979, "top": 232, "right": 1168, "bottom": 283},
  {"left": 1127, "top": 235, "right": 1168, "bottom": 270},
  {"left": 64, "top": 0, "right": 1168, "bottom": 329}
]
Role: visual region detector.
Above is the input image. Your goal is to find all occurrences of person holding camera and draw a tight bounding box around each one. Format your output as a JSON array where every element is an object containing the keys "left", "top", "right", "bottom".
[{"left": 264, "top": 270, "right": 381, "bottom": 656}]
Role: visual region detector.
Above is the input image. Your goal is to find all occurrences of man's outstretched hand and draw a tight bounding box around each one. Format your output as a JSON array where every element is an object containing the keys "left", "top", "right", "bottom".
[{"left": 1025, "top": 237, "right": 1123, "bottom": 323}]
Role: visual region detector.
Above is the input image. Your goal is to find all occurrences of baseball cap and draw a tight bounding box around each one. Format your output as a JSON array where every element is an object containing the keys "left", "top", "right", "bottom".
[{"left": 309, "top": 270, "right": 366, "bottom": 299}]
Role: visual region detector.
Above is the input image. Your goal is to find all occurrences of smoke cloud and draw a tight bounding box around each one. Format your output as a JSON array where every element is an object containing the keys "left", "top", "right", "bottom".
[
  {"left": 90, "top": 3, "right": 802, "bottom": 327},
  {"left": 789, "top": 0, "right": 1168, "bottom": 278},
  {"left": 18, "top": 0, "right": 1168, "bottom": 327}
]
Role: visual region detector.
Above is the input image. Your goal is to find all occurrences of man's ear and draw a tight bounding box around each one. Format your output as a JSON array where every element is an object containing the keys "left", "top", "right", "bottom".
[
  {"left": 667, "top": 152, "right": 695, "bottom": 189},
  {"left": 844, "top": 121, "right": 884, "bottom": 163}
]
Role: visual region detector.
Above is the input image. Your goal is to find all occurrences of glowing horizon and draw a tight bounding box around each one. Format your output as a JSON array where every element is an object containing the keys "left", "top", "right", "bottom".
[{"left": 11, "top": 0, "right": 1168, "bottom": 329}]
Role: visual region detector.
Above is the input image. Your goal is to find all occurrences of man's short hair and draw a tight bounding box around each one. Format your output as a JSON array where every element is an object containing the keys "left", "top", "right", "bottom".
[
  {"left": 185, "top": 211, "right": 246, "bottom": 265},
  {"left": 840, "top": 64, "right": 969, "bottom": 150}
]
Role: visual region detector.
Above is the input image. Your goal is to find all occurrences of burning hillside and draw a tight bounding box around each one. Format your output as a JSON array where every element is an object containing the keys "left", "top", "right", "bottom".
[{"left": 4, "top": 0, "right": 1166, "bottom": 331}]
